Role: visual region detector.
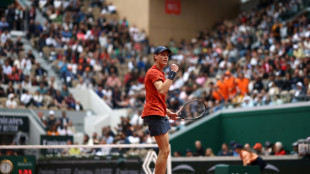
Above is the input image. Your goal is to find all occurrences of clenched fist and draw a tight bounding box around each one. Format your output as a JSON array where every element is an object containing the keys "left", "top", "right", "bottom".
[{"left": 171, "top": 64, "right": 179, "bottom": 72}]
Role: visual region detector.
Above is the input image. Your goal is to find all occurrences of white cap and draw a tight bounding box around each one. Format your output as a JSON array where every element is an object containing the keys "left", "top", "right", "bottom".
[
  {"left": 297, "top": 82, "right": 303, "bottom": 87},
  {"left": 8, "top": 93, "right": 14, "bottom": 99},
  {"left": 49, "top": 110, "right": 55, "bottom": 115}
]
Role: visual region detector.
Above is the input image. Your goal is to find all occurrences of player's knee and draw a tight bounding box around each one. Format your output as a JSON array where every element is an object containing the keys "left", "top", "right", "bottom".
[{"left": 161, "top": 146, "right": 171, "bottom": 158}]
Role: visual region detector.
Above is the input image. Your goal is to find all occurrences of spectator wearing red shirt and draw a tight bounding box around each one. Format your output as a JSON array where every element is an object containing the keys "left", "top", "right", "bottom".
[{"left": 274, "top": 141, "right": 286, "bottom": 155}]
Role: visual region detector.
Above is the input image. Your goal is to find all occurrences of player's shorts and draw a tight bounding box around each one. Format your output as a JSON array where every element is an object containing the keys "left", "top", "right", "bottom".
[{"left": 144, "top": 115, "right": 171, "bottom": 136}]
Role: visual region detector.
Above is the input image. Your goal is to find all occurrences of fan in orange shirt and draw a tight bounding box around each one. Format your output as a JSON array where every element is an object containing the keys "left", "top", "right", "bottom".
[
  {"left": 236, "top": 73, "right": 249, "bottom": 96},
  {"left": 224, "top": 71, "right": 237, "bottom": 99},
  {"left": 216, "top": 74, "right": 229, "bottom": 101}
]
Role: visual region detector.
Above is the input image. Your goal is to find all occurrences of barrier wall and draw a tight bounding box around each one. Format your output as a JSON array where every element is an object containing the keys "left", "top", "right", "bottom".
[{"left": 170, "top": 102, "right": 310, "bottom": 155}]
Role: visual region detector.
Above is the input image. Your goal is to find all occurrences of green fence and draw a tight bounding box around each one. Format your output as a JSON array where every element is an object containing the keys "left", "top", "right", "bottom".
[{"left": 170, "top": 103, "right": 310, "bottom": 155}]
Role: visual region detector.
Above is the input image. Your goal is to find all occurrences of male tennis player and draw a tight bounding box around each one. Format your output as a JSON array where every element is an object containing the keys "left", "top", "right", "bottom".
[{"left": 142, "top": 46, "right": 179, "bottom": 174}]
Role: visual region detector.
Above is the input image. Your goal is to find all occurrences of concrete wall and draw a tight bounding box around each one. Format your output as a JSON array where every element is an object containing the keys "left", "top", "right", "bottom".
[
  {"left": 149, "top": 0, "right": 240, "bottom": 44},
  {"left": 106, "top": 0, "right": 150, "bottom": 34},
  {"left": 107, "top": 0, "right": 240, "bottom": 44}
]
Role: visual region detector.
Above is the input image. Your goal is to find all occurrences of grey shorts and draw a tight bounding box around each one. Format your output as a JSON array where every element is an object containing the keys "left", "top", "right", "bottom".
[{"left": 144, "top": 115, "right": 171, "bottom": 136}]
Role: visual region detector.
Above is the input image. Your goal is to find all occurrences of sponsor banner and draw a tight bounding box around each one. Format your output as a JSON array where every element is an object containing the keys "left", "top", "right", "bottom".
[
  {"left": 0, "top": 116, "right": 29, "bottom": 133},
  {"left": 36, "top": 157, "right": 310, "bottom": 174},
  {"left": 165, "top": 0, "right": 181, "bottom": 15},
  {"left": 40, "top": 135, "right": 73, "bottom": 154}
]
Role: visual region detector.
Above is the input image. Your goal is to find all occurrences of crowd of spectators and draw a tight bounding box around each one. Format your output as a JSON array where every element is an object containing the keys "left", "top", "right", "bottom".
[
  {"left": 40, "top": 110, "right": 76, "bottom": 135},
  {"left": 173, "top": 140, "right": 299, "bottom": 158},
  {"left": 28, "top": 0, "right": 310, "bottom": 117},
  {"left": 0, "top": 2, "right": 83, "bottom": 111},
  {"left": 60, "top": 111, "right": 154, "bottom": 157}
]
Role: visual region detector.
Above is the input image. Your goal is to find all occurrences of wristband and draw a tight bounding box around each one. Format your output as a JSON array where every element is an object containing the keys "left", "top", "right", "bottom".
[{"left": 167, "top": 71, "right": 177, "bottom": 80}]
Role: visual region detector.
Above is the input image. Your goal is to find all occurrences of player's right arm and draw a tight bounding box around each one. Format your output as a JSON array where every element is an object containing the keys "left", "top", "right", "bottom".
[{"left": 154, "top": 64, "right": 179, "bottom": 95}]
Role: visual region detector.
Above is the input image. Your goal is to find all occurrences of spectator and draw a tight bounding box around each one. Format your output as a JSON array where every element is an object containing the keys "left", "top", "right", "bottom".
[
  {"left": 194, "top": 140, "right": 204, "bottom": 156},
  {"left": 47, "top": 125, "right": 60, "bottom": 136},
  {"left": 253, "top": 143, "right": 264, "bottom": 155},
  {"left": 67, "top": 121, "right": 76, "bottom": 134},
  {"left": 216, "top": 74, "right": 229, "bottom": 101},
  {"left": 224, "top": 71, "right": 237, "bottom": 99},
  {"left": 59, "top": 111, "right": 69, "bottom": 129},
  {"left": 75, "top": 100, "right": 83, "bottom": 111},
  {"left": 264, "top": 141, "right": 274, "bottom": 156},
  {"left": 37, "top": 83, "right": 47, "bottom": 95},
  {"left": 20, "top": 90, "right": 34, "bottom": 107},
  {"left": 5, "top": 93, "right": 17, "bottom": 109},
  {"left": 292, "top": 82, "right": 307, "bottom": 102},
  {"left": 274, "top": 141, "right": 286, "bottom": 155},
  {"left": 185, "top": 149, "right": 193, "bottom": 157},
  {"left": 236, "top": 73, "right": 249, "bottom": 96},
  {"left": 205, "top": 148, "right": 215, "bottom": 157},
  {"left": 217, "top": 143, "right": 233, "bottom": 156},
  {"left": 46, "top": 110, "right": 56, "bottom": 131},
  {"left": 241, "top": 95, "right": 254, "bottom": 108},
  {"left": 33, "top": 91, "right": 44, "bottom": 107},
  {"left": 54, "top": 90, "right": 66, "bottom": 109},
  {"left": 57, "top": 125, "right": 73, "bottom": 136},
  {"left": 37, "top": 111, "right": 46, "bottom": 125},
  {"left": 173, "top": 151, "right": 182, "bottom": 157},
  {"left": 0, "top": 81, "right": 5, "bottom": 97}
]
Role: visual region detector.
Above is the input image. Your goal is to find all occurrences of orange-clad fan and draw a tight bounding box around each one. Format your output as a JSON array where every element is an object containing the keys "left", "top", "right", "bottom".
[
  {"left": 224, "top": 71, "right": 237, "bottom": 99},
  {"left": 236, "top": 73, "right": 249, "bottom": 96},
  {"left": 212, "top": 85, "right": 223, "bottom": 101},
  {"left": 216, "top": 74, "right": 229, "bottom": 101}
]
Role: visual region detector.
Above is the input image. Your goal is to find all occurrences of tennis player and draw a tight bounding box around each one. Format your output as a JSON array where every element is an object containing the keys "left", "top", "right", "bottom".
[{"left": 142, "top": 46, "right": 179, "bottom": 174}]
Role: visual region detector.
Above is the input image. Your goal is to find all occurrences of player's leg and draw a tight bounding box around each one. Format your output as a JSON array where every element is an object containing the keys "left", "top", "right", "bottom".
[{"left": 154, "top": 132, "right": 170, "bottom": 174}]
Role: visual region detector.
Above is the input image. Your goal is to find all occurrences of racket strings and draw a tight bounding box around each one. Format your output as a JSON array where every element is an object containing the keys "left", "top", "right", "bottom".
[{"left": 179, "top": 101, "right": 206, "bottom": 119}]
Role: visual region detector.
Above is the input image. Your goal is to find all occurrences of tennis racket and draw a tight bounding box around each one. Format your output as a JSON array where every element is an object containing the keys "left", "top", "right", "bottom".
[{"left": 176, "top": 100, "right": 207, "bottom": 120}]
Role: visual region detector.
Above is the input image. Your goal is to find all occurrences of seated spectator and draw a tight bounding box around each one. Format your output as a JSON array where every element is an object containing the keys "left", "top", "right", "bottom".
[
  {"left": 16, "top": 83, "right": 26, "bottom": 98},
  {"left": 95, "top": 85, "right": 104, "bottom": 98},
  {"left": 205, "top": 148, "right": 215, "bottom": 157},
  {"left": 185, "top": 149, "right": 193, "bottom": 157},
  {"left": 217, "top": 143, "right": 233, "bottom": 156},
  {"left": 60, "top": 85, "right": 70, "bottom": 98},
  {"left": 37, "top": 83, "right": 47, "bottom": 95},
  {"left": 75, "top": 100, "right": 83, "bottom": 111},
  {"left": 5, "top": 93, "right": 17, "bottom": 108},
  {"left": 274, "top": 141, "right": 286, "bottom": 155},
  {"left": 65, "top": 94, "right": 76, "bottom": 110},
  {"left": 194, "top": 140, "right": 204, "bottom": 156},
  {"left": 33, "top": 91, "right": 44, "bottom": 107},
  {"left": 292, "top": 82, "right": 307, "bottom": 102},
  {"left": 37, "top": 111, "right": 46, "bottom": 125},
  {"left": 0, "top": 81, "right": 5, "bottom": 97},
  {"left": 20, "top": 90, "right": 34, "bottom": 107},
  {"left": 173, "top": 151, "right": 182, "bottom": 157},
  {"left": 54, "top": 90, "right": 66, "bottom": 109},
  {"left": 47, "top": 125, "right": 60, "bottom": 136},
  {"left": 57, "top": 124, "right": 73, "bottom": 136},
  {"left": 253, "top": 143, "right": 264, "bottom": 155},
  {"left": 46, "top": 110, "right": 56, "bottom": 131},
  {"left": 59, "top": 111, "right": 69, "bottom": 129},
  {"left": 241, "top": 95, "right": 254, "bottom": 108},
  {"left": 236, "top": 73, "right": 249, "bottom": 96},
  {"left": 6, "top": 81, "right": 15, "bottom": 96},
  {"left": 67, "top": 121, "right": 76, "bottom": 134}
]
